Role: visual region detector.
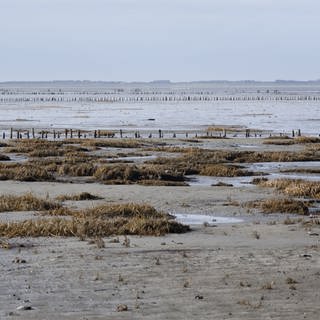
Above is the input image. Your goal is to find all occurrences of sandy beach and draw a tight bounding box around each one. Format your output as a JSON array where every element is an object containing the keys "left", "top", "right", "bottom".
[{"left": 0, "top": 134, "right": 319, "bottom": 319}]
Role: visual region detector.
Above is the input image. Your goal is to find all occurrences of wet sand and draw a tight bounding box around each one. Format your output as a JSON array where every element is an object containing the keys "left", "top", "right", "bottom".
[
  {"left": 0, "top": 182, "right": 319, "bottom": 319},
  {"left": 0, "top": 137, "right": 319, "bottom": 319}
]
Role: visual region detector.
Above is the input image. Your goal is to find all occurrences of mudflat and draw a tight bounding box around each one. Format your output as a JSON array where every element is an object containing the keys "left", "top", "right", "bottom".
[{"left": 0, "top": 136, "right": 319, "bottom": 319}]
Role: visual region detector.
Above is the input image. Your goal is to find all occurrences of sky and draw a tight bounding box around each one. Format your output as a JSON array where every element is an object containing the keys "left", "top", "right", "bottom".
[{"left": 0, "top": 0, "right": 319, "bottom": 82}]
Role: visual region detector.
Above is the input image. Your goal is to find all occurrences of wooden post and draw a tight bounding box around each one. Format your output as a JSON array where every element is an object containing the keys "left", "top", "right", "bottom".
[
  {"left": 70, "top": 129, "right": 73, "bottom": 139},
  {"left": 17, "top": 130, "right": 20, "bottom": 139},
  {"left": 26, "top": 131, "right": 30, "bottom": 139},
  {"left": 120, "top": 129, "right": 123, "bottom": 138},
  {"left": 53, "top": 130, "right": 56, "bottom": 140},
  {"left": 94, "top": 130, "right": 97, "bottom": 138},
  {"left": 78, "top": 130, "right": 81, "bottom": 139},
  {"left": 10, "top": 128, "right": 13, "bottom": 139},
  {"left": 32, "top": 128, "right": 35, "bottom": 138},
  {"left": 298, "top": 129, "right": 301, "bottom": 137},
  {"left": 2, "top": 132, "right": 5, "bottom": 139},
  {"left": 98, "top": 130, "right": 100, "bottom": 138},
  {"left": 65, "top": 129, "right": 68, "bottom": 139}
]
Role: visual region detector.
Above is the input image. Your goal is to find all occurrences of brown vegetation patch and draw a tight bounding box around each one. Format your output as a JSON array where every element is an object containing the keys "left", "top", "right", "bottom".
[
  {"left": 80, "top": 139, "right": 147, "bottom": 149},
  {"left": 138, "top": 180, "right": 188, "bottom": 186},
  {"left": 94, "top": 164, "right": 185, "bottom": 185},
  {"left": 57, "top": 163, "right": 97, "bottom": 177},
  {"left": 263, "top": 136, "right": 320, "bottom": 145},
  {"left": 0, "top": 217, "right": 189, "bottom": 238},
  {"left": 55, "top": 192, "right": 103, "bottom": 201},
  {"left": 263, "top": 139, "right": 295, "bottom": 145},
  {"left": 4, "top": 140, "right": 90, "bottom": 159},
  {"left": 247, "top": 198, "right": 309, "bottom": 215},
  {"left": 46, "top": 203, "right": 170, "bottom": 220},
  {"left": 0, "top": 163, "right": 55, "bottom": 181},
  {"left": 0, "top": 193, "right": 61, "bottom": 212},
  {"left": 143, "top": 146, "right": 196, "bottom": 153},
  {"left": 258, "top": 179, "right": 320, "bottom": 199},
  {"left": 149, "top": 149, "right": 320, "bottom": 173},
  {"left": 199, "top": 164, "right": 254, "bottom": 177},
  {"left": 0, "top": 202, "right": 190, "bottom": 238},
  {"left": 295, "top": 136, "right": 320, "bottom": 144}
]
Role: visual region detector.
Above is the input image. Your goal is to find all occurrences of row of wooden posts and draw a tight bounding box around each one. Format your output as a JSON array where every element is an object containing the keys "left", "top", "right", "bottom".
[
  {"left": 1, "top": 95, "right": 320, "bottom": 104},
  {"left": 1, "top": 128, "right": 303, "bottom": 140}
]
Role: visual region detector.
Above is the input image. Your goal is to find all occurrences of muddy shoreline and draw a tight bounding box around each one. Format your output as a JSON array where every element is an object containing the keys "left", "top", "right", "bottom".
[{"left": 0, "top": 137, "right": 319, "bottom": 319}]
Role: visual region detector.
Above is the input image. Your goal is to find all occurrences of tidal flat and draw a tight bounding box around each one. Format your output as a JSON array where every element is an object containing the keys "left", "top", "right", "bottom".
[{"left": 0, "top": 82, "right": 319, "bottom": 319}]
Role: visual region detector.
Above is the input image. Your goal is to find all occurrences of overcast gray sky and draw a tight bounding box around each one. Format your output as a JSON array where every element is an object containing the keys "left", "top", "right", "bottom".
[{"left": 1, "top": 0, "right": 319, "bottom": 82}]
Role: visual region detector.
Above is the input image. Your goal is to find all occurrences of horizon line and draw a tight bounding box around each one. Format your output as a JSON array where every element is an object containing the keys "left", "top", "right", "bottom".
[{"left": 1, "top": 79, "right": 320, "bottom": 84}]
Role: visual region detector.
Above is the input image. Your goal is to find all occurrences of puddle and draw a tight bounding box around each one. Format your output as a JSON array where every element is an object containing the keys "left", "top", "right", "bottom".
[
  {"left": 115, "top": 155, "right": 156, "bottom": 162},
  {"left": 246, "top": 161, "right": 320, "bottom": 182},
  {"left": 0, "top": 154, "right": 28, "bottom": 163},
  {"left": 187, "top": 175, "right": 258, "bottom": 187},
  {"left": 246, "top": 161, "right": 320, "bottom": 172},
  {"left": 174, "top": 213, "right": 243, "bottom": 225}
]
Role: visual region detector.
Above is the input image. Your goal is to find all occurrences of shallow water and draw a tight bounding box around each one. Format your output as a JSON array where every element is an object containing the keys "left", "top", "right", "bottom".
[
  {"left": 246, "top": 161, "right": 320, "bottom": 182},
  {"left": 187, "top": 175, "right": 257, "bottom": 187},
  {"left": 1, "top": 83, "right": 320, "bottom": 135},
  {"left": 174, "top": 213, "right": 243, "bottom": 225}
]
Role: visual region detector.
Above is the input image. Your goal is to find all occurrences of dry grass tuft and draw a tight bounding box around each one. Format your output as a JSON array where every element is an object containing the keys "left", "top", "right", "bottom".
[
  {"left": 81, "top": 139, "right": 146, "bottom": 149},
  {"left": 247, "top": 198, "right": 309, "bottom": 215},
  {"left": 199, "top": 164, "right": 254, "bottom": 177},
  {"left": 94, "top": 164, "right": 185, "bottom": 185},
  {"left": 0, "top": 202, "right": 190, "bottom": 238},
  {"left": 45, "top": 203, "right": 169, "bottom": 220},
  {"left": 264, "top": 136, "right": 320, "bottom": 145},
  {"left": 295, "top": 136, "right": 320, "bottom": 144},
  {"left": 56, "top": 192, "right": 103, "bottom": 201},
  {"left": 143, "top": 146, "right": 196, "bottom": 153},
  {"left": 0, "top": 216, "right": 190, "bottom": 238},
  {"left": 261, "top": 281, "right": 274, "bottom": 290},
  {"left": 259, "top": 179, "right": 320, "bottom": 199},
  {"left": 0, "top": 163, "right": 55, "bottom": 181},
  {"left": 57, "top": 163, "right": 96, "bottom": 177},
  {"left": 286, "top": 277, "right": 298, "bottom": 284},
  {"left": 263, "top": 139, "right": 295, "bottom": 145},
  {"left": 0, "top": 193, "right": 61, "bottom": 212}
]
